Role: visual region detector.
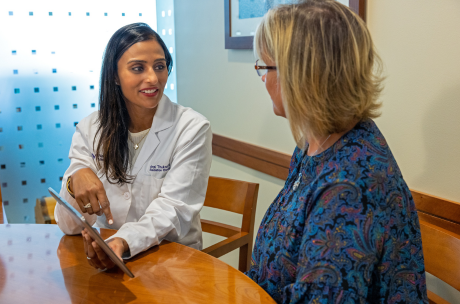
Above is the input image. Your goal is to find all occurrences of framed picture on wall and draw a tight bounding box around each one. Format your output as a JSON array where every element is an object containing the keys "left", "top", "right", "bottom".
[{"left": 225, "top": 0, "right": 366, "bottom": 49}]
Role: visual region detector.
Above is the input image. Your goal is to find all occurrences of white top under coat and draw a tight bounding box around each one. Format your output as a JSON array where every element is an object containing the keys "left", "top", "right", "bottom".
[{"left": 128, "top": 128, "right": 150, "bottom": 167}]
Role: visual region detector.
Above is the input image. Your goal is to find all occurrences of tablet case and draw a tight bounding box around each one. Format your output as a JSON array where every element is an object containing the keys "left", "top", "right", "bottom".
[{"left": 48, "top": 187, "right": 135, "bottom": 278}]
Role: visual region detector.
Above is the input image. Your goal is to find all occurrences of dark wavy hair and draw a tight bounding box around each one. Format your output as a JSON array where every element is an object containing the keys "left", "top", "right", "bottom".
[{"left": 95, "top": 23, "right": 173, "bottom": 185}]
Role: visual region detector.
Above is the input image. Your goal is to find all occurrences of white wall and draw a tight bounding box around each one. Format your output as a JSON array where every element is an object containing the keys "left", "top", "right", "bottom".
[
  {"left": 367, "top": 2, "right": 460, "bottom": 302},
  {"left": 174, "top": 0, "right": 294, "bottom": 268},
  {"left": 367, "top": 1, "right": 460, "bottom": 203},
  {"left": 174, "top": 0, "right": 460, "bottom": 302},
  {"left": 173, "top": 9, "right": 294, "bottom": 154}
]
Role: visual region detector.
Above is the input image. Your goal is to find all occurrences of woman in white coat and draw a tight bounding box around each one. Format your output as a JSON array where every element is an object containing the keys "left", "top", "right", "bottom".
[{"left": 55, "top": 23, "right": 212, "bottom": 270}]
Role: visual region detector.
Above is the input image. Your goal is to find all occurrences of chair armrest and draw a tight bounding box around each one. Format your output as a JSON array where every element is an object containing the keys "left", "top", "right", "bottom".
[
  {"left": 201, "top": 219, "right": 241, "bottom": 237},
  {"left": 202, "top": 232, "right": 250, "bottom": 258}
]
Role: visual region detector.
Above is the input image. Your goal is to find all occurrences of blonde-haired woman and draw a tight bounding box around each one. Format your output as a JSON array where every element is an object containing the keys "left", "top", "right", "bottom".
[{"left": 247, "top": 1, "right": 427, "bottom": 303}]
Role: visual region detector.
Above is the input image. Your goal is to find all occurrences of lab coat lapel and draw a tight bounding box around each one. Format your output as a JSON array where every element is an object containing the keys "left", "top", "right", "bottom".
[{"left": 131, "top": 95, "right": 175, "bottom": 176}]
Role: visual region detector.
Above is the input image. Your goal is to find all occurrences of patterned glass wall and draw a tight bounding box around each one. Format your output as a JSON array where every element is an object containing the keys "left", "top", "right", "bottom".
[
  {"left": 157, "top": 0, "right": 177, "bottom": 103},
  {"left": 0, "top": 0, "right": 176, "bottom": 223}
]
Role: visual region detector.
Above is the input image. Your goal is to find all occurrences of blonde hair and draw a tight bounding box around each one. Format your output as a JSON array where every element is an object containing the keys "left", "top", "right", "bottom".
[{"left": 255, "top": 0, "right": 384, "bottom": 149}]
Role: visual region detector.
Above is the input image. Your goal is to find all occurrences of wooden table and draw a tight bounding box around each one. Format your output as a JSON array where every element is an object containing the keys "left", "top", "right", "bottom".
[{"left": 0, "top": 224, "right": 275, "bottom": 303}]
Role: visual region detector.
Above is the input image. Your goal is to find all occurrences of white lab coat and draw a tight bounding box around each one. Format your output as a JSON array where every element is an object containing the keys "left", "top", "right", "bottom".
[{"left": 54, "top": 95, "right": 212, "bottom": 258}]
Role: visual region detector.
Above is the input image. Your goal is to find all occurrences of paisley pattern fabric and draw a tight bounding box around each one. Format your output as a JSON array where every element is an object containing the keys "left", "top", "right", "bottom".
[{"left": 246, "top": 120, "right": 428, "bottom": 304}]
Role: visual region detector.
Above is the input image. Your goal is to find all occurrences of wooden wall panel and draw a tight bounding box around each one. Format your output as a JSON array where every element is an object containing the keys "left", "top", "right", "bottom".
[
  {"left": 212, "top": 133, "right": 460, "bottom": 229},
  {"left": 212, "top": 134, "right": 291, "bottom": 180},
  {"left": 418, "top": 211, "right": 460, "bottom": 235},
  {"left": 411, "top": 190, "right": 460, "bottom": 226}
]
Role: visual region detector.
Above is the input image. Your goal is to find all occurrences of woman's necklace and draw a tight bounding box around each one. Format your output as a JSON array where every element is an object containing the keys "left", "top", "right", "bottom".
[
  {"left": 293, "top": 134, "right": 331, "bottom": 191},
  {"left": 129, "top": 129, "right": 150, "bottom": 150}
]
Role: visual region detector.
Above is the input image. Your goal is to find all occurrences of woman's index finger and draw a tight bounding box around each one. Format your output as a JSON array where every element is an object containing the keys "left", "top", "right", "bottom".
[{"left": 97, "top": 189, "right": 114, "bottom": 225}]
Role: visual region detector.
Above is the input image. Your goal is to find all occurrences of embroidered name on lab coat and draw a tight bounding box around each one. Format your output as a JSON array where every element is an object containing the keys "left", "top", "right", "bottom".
[
  {"left": 91, "top": 153, "right": 103, "bottom": 161},
  {"left": 150, "top": 164, "right": 170, "bottom": 172}
]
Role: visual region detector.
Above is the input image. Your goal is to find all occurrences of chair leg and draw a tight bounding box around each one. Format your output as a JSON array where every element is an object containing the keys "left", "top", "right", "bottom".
[{"left": 238, "top": 243, "right": 250, "bottom": 272}]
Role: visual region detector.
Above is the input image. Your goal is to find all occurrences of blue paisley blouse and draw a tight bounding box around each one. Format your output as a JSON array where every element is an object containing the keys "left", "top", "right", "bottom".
[{"left": 246, "top": 120, "right": 427, "bottom": 303}]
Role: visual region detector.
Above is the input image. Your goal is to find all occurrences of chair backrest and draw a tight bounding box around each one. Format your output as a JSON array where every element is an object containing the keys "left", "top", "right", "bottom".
[
  {"left": 204, "top": 176, "right": 259, "bottom": 234},
  {"left": 412, "top": 190, "right": 460, "bottom": 303},
  {"left": 35, "top": 197, "right": 57, "bottom": 224},
  {"left": 420, "top": 221, "right": 460, "bottom": 289},
  {"left": 202, "top": 176, "right": 259, "bottom": 272}
]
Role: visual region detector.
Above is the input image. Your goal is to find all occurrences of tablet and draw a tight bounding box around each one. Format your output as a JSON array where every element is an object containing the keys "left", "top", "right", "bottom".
[{"left": 48, "top": 187, "right": 135, "bottom": 278}]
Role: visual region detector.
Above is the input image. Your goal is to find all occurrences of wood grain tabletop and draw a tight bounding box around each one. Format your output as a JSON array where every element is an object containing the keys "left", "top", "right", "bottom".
[{"left": 0, "top": 224, "right": 275, "bottom": 303}]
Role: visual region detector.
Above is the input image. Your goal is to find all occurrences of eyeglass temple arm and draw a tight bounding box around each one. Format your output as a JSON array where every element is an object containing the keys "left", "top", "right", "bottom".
[{"left": 254, "top": 65, "right": 277, "bottom": 70}]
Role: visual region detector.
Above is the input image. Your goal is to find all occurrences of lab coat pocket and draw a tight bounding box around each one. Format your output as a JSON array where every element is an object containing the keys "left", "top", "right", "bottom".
[{"left": 141, "top": 175, "right": 165, "bottom": 206}]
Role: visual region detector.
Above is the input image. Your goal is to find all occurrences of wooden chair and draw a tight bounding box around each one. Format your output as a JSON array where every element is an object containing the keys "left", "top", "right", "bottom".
[
  {"left": 412, "top": 190, "right": 460, "bottom": 304},
  {"left": 32, "top": 176, "right": 260, "bottom": 272},
  {"left": 35, "top": 197, "right": 57, "bottom": 224},
  {"left": 201, "top": 176, "right": 259, "bottom": 273}
]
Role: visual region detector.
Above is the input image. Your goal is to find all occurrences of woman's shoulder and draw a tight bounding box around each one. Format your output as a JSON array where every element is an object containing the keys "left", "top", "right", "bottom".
[
  {"left": 175, "top": 104, "right": 209, "bottom": 124},
  {"left": 165, "top": 98, "right": 210, "bottom": 128},
  {"left": 333, "top": 119, "right": 396, "bottom": 168},
  {"left": 75, "top": 111, "right": 99, "bottom": 131},
  {"left": 316, "top": 119, "right": 406, "bottom": 207}
]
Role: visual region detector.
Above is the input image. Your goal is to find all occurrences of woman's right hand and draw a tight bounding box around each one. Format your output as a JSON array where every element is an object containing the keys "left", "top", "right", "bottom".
[{"left": 70, "top": 168, "right": 114, "bottom": 225}]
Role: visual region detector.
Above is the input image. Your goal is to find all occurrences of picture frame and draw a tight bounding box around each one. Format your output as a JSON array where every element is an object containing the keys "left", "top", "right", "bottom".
[{"left": 225, "top": 0, "right": 367, "bottom": 49}]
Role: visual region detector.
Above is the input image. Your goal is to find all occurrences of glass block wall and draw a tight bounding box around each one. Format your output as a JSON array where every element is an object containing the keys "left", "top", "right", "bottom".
[
  {"left": 0, "top": 0, "right": 176, "bottom": 223},
  {"left": 157, "top": 0, "right": 177, "bottom": 103}
]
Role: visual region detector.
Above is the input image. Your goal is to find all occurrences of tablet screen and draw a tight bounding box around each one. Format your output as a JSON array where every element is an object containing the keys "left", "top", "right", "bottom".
[{"left": 48, "top": 187, "right": 135, "bottom": 278}]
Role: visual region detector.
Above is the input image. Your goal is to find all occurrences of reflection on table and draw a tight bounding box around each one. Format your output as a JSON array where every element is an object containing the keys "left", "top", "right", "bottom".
[{"left": 0, "top": 224, "right": 275, "bottom": 303}]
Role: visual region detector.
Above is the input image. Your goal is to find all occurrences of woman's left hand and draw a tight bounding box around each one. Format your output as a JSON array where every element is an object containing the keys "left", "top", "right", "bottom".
[{"left": 82, "top": 228, "right": 129, "bottom": 270}]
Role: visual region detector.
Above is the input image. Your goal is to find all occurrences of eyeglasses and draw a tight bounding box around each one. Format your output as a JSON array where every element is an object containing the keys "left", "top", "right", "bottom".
[{"left": 255, "top": 59, "right": 276, "bottom": 77}]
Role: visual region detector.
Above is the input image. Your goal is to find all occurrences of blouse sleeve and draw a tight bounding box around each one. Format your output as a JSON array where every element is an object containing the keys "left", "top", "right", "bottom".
[{"left": 282, "top": 182, "right": 385, "bottom": 303}]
